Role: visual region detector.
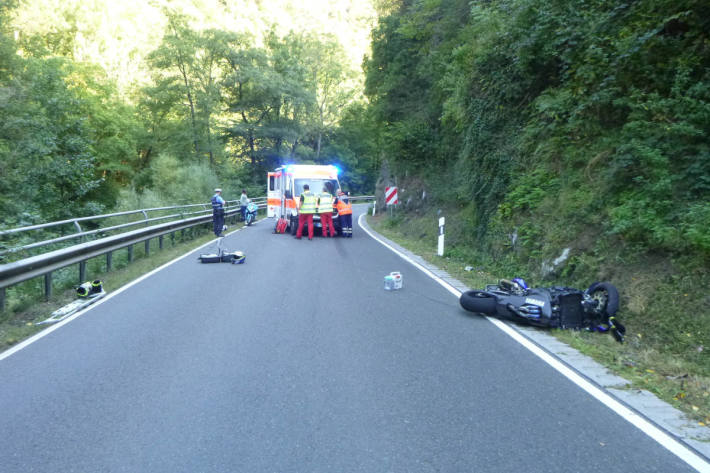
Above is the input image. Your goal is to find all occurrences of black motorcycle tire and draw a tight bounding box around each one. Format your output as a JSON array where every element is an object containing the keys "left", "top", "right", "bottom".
[
  {"left": 459, "top": 290, "right": 497, "bottom": 314},
  {"left": 290, "top": 216, "right": 298, "bottom": 235},
  {"left": 587, "top": 282, "right": 620, "bottom": 317}
]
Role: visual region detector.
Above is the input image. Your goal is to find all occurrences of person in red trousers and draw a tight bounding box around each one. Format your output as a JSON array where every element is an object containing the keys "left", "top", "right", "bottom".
[
  {"left": 318, "top": 185, "right": 335, "bottom": 238},
  {"left": 295, "top": 184, "right": 316, "bottom": 240}
]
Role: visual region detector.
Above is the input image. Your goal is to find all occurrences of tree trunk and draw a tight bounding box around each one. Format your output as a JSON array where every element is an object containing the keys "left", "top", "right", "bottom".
[
  {"left": 316, "top": 105, "right": 324, "bottom": 159},
  {"left": 249, "top": 129, "right": 256, "bottom": 166},
  {"left": 206, "top": 118, "right": 214, "bottom": 167},
  {"left": 183, "top": 78, "right": 199, "bottom": 156}
]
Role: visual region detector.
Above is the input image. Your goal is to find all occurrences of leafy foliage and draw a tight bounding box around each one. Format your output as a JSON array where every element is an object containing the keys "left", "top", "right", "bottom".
[
  {"left": 364, "top": 0, "right": 710, "bottom": 259},
  {"left": 0, "top": 56, "right": 104, "bottom": 223},
  {"left": 1, "top": 1, "right": 378, "bottom": 230}
]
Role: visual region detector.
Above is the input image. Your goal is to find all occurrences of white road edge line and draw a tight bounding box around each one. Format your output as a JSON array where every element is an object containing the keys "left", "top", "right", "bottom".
[
  {"left": 359, "top": 212, "right": 710, "bottom": 473},
  {"left": 0, "top": 227, "right": 245, "bottom": 362}
]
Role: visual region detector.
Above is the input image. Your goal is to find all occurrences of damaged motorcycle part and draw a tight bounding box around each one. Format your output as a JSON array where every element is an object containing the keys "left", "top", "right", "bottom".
[
  {"left": 586, "top": 282, "right": 620, "bottom": 318},
  {"left": 459, "top": 290, "right": 497, "bottom": 314}
]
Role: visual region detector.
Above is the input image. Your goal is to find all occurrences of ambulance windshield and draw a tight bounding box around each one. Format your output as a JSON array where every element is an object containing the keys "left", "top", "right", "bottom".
[{"left": 294, "top": 179, "right": 339, "bottom": 196}]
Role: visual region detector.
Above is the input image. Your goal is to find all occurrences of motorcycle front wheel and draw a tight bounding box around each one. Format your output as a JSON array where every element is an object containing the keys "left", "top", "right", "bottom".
[
  {"left": 586, "top": 282, "right": 619, "bottom": 317},
  {"left": 459, "top": 290, "right": 497, "bottom": 314}
]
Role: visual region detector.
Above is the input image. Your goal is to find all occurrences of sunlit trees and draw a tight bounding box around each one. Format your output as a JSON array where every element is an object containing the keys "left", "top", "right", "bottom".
[
  {"left": 1, "top": 0, "right": 377, "bottom": 225},
  {"left": 0, "top": 56, "right": 103, "bottom": 223}
]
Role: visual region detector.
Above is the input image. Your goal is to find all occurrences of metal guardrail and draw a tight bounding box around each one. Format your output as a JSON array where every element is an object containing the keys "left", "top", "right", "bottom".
[
  {"left": 347, "top": 195, "right": 375, "bottom": 202},
  {"left": 0, "top": 195, "right": 364, "bottom": 311},
  {"left": 0, "top": 198, "right": 267, "bottom": 257},
  {"left": 0, "top": 198, "right": 268, "bottom": 310}
]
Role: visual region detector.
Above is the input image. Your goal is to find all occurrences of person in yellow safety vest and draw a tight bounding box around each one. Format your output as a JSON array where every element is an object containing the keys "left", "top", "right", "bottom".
[
  {"left": 295, "top": 184, "right": 317, "bottom": 240},
  {"left": 318, "top": 186, "right": 336, "bottom": 238},
  {"left": 336, "top": 189, "right": 353, "bottom": 237}
]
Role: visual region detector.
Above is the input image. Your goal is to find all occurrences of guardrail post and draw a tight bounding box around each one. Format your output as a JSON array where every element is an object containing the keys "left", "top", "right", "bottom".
[
  {"left": 171, "top": 232, "right": 175, "bottom": 245},
  {"left": 74, "top": 221, "right": 83, "bottom": 242},
  {"left": 128, "top": 245, "right": 133, "bottom": 262},
  {"left": 159, "top": 235, "right": 164, "bottom": 250},
  {"left": 44, "top": 272, "right": 52, "bottom": 301},
  {"left": 79, "top": 261, "right": 86, "bottom": 283},
  {"left": 145, "top": 238, "right": 150, "bottom": 257},
  {"left": 1, "top": 287, "right": 5, "bottom": 312},
  {"left": 106, "top": 251, "right": 112, "bottom": 271}
]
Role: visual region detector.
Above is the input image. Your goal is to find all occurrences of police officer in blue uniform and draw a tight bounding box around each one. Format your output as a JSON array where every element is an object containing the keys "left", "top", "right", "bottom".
[{"left": 211, "top": 188, "right": 226, "bottom": 237}]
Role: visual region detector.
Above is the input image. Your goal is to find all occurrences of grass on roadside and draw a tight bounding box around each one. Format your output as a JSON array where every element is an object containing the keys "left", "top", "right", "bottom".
[
  {"left": 368, "top": 213, "right": 710, "bottom": 428},
  {"left": 0, "top": 225, "right": 227, "bottom": 352}
]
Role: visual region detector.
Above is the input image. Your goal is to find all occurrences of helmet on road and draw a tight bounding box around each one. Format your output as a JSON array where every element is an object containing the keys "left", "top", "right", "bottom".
[{"left": 232, "top": 251, "right": 246, "bottom": 264}]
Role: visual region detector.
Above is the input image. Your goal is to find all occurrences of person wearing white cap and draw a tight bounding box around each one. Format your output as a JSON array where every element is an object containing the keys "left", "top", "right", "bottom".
[{"left": 211, "top": 188, "right": 226, "bottom": 237}]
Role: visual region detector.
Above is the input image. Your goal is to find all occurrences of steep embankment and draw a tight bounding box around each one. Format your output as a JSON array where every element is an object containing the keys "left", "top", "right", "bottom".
[{"left": 364, "top": 0, "right": 709, "bottom": 422}]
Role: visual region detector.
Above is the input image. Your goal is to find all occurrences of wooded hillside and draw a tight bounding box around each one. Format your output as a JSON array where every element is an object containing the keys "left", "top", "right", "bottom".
[
  {"left": 366, "top": 0, "right": 709, "bottom": 257},
  {"left": 0, "top": 0, "right": 379, "bottom": 228}
]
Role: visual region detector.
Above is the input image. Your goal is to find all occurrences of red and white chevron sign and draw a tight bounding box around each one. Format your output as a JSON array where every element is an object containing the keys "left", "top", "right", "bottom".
[{"left": 385, "top": 186, "right": 398, "bottom": 205}]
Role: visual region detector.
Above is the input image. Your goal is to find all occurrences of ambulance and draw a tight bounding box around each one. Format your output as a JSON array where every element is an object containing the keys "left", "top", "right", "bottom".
[{"left": 267, "top": 164, "right": 342, "bottom": 235}]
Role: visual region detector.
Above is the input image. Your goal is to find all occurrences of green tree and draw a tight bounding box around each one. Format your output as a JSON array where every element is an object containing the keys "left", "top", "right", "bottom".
[
  {"left": 301, "top": 34, "right": 356, "bottom": 160},
  {"left": 223, "top": 31, "right": 316, "bottom": 173},
  {"left": 146, "top": 11, "right": 202, "bottom": 158},
  {"left": 0, "top": 57, "right": 103, "bottom": 224}
]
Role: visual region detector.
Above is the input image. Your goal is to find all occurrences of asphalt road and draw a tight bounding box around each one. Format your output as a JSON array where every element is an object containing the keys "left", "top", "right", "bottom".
[{"left": 0, "top": 205, "right": 702, "bottom": 472}]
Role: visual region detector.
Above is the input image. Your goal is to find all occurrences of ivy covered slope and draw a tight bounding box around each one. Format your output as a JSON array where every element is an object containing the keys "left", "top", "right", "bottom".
[{"left": 364, "top": 1, "right": 709, "bottom": 367}]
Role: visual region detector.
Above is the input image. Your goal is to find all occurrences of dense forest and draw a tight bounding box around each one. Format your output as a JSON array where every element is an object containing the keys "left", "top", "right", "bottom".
[
  {"left": 366, "top": 0, "right": 709, "bottom": 259},
  {"left": 0, "top": 0, "right": 380, "bottom": 227},
  {"left": 364, "top": 0, "right": 709, "bottom": 374}
]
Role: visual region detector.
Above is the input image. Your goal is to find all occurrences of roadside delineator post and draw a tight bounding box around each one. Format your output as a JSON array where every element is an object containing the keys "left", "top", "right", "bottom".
[
  {"left": 437, "top": 217, "right": 445, "bottom": 257},
  {"left": 386, "top": 187, "right": 398, "bottom": 218}
]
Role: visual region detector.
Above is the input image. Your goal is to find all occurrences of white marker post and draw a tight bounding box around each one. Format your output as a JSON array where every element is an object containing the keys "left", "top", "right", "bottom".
[
  {"left": 437, "top": 217, "right": 445, "bottom": 256},
  {"left": 372, "top": 201, "right": 376, "bottom": 216}
]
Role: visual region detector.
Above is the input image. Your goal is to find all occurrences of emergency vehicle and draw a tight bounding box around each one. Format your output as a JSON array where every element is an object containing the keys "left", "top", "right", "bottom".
[{"left": 267, "top": 164, "right": 341, "bottom": 235}]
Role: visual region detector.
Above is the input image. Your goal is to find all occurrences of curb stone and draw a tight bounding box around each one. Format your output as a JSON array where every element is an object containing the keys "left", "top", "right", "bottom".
[{"left": 361, "top": 215, "right": 710, "bottom": 461}]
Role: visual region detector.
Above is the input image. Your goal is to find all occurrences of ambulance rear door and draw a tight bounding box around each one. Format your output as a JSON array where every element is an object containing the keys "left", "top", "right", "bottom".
[{"left": 267, "top": 171, "right": 281, "bottom": 218}]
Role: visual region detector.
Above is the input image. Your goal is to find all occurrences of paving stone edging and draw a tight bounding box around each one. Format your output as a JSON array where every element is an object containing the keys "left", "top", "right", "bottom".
[{"left": 360, "top": 216, "right": 710, "bottom": 460}]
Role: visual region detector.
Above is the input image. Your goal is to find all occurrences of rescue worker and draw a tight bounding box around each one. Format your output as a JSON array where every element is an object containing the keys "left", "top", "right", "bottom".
[
  {"left": 318, "top": 185, "right": 335, "bottom": 238},
  {"left": 295, "top": 184, "right": 316, "bottom": 240},
  {"left": 239, "top": 189, "right": 249, "bottom": 221},
  {"left": 211, "top": 188, "right": 225, "bottom": 237},
  {"left": 336, "top": 189, "right": 353, "bottom": 237}
]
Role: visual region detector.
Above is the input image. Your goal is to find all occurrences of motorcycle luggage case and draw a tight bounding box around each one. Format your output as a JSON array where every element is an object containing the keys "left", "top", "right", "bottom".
[{"left": 199, "top": 253, "right": 221, "bottom": 263}]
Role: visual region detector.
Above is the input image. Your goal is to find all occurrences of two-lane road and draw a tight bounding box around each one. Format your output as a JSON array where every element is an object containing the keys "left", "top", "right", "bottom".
[{"left": 0, "top": 205, "right": 704, "bottom": 472}]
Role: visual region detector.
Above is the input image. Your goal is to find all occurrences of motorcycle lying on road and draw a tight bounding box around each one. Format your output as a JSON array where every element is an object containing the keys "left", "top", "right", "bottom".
[
  {"left": 459, "top": 278, "right": 626, "bottom": 342},
  {"left": 245, "top": 201, "right": 259, "bottom": 226}
]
